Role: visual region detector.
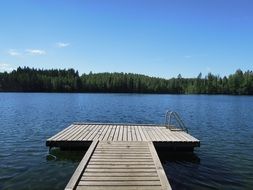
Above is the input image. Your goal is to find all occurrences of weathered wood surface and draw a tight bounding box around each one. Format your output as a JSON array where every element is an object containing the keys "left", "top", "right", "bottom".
[
  {"left": 65, "top": 140, "right": 98, "bottom": 190},
  {"left": 47, "top": 123, "right": 200, "bottom": 190},
  {"left": 66, "top": 141, "right": 172, "bottom": 190},
  {"left": 47, "top": 123, "right": 199, "bottom": 147}
]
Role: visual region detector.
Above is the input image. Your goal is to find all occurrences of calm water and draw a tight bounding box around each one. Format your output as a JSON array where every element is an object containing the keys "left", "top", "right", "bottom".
[{"left": 0, "top": 93, "right": 253, "bottom": 190}]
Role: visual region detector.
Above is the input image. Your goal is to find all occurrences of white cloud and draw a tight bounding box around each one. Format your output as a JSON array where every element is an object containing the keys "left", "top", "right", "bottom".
[
  {"left": 7, "top": 49, "right": 21, "bottom": 57},
  {"left": 26, "top": 49, "right": 46, "bottom": 55},
  {"left": 0, "top": 62, "right": 14, "bottom": 72},
  {"left": 56, "top": 42, "right": 70, "bottom": 48}
]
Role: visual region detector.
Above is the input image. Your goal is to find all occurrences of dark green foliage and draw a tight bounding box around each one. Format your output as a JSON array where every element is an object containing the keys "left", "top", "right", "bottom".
[{"left": 0, "top": 67, "right": 252, "bottom": 95}]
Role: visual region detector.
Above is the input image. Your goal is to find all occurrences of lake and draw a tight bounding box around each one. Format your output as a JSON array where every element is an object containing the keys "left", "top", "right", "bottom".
[{"left": 0, "top": 93, "right": 253, "bottom": 190}]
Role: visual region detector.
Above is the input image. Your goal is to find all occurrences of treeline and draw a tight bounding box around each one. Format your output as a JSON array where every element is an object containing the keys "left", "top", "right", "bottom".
[{"left": 0, "top": 67, "right": 253, "bottom": 94}]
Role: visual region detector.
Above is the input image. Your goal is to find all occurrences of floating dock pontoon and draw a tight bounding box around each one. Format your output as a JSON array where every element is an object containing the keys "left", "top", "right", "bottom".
[{"left": 46, "top": 112, "right": 200, "bottom": 190}]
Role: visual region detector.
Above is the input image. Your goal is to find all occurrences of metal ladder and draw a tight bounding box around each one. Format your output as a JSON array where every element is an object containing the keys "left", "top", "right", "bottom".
[{"left": 165, "top": 111, "right": 188, "bottom": 133}]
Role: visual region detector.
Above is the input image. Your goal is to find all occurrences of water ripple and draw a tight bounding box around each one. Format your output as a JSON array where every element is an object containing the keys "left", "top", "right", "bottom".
[{"left": 0, "top": 93, "right": 253, "bottom": 189}]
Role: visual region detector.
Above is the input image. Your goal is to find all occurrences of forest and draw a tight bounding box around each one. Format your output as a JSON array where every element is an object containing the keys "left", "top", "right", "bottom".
[{"left": 0, "top": 67, "right": 253, "bottom": 95}]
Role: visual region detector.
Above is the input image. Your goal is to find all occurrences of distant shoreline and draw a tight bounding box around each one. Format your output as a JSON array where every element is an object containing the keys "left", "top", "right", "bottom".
[
  {"left": 0, "top": 92, "right": 252, "bottom": 97},
  {"left": 1, "top": 67, "right": 252, "bottom": 95}
]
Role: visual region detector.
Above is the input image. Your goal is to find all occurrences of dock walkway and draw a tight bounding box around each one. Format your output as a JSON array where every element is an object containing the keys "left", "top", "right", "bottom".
[{"left": 65, "top": 141, "right": 171, "bottom": 190}]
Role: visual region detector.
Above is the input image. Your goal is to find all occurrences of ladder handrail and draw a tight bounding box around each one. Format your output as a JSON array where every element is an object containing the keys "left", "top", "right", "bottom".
[{"left": 165, "top": 111, "right": 188, "bottom": 133}]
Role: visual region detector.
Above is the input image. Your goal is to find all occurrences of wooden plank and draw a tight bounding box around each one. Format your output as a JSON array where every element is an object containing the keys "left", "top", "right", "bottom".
[
  {"left": 96, "top": 125, "right": 107, "bottom": 141},
  {"left": 127, "top": 125, "right": 132, "bottom": 141},
  {"left": 87, "top": 165, "right": 156, "bottom": 169},
  {"left": 47, "top": 124, "right": 74, "bottom": 140},
  {"left": 108, "top": 125, "right": 117, "bottom": 141},
  {"left": 98, "top": 142, "right": 148, "bottom": 145},
  {"left": 70, "top": 125, "right": 96, "bottom": 141},
  {"left": 97, "top": 142, "right": 147, "bottom": 145},
  {"left": 169, "top": 131, "right": 187, "bottom": 142},
  {"left": 84, "top": 125, "right": 98, "bottom": 140},
  {"left": 65, "top": 140, "right": 98, "bottom": 190},
  {"left": 112, "top": 125, "right": 120, "bottom": 141},
  {"left": 71, "top": 125, "right": 92, "bottom": 141},
  {"left": 94, "top": 147, "right": 149, "bottom": 151},
  {"left": 96, "top": 143, "right": 148, "bottom": 147},
  {"left": 87, "top": 125, "right": 103, "bottom": 140},
  {"left": 76, "top": 186, "right": 162, "bottom": 190},
  {"left": 85, "top": 168, "right": 157, "bottom": 173},
  {"left": 102, "top": 125, "right": 113, "bottom": 141},
  {"left": 91, "top": 156, "right": 153, "bottom": 159},
  {"left": 148, "top": 142, "right": 172, "bottom": 190},
  {"left": 178, "top": 131, "right": 198, "bottom": 142},
  {"left": 160, "top": 129, "right": 175, "bottom": 141},
  {"left": 62, "top": 125, "right": 84, "bottom": 140},
  {"left": 147, "top": 127, "right": 158, "bottom": 141},
  {"left": 95, "top": 146, "right": 149, "bottom": 150},
  {"left": 118, "top": 125, "right": 123, "bottom": 141},
  {"left": 93, "top": 154, "right": 151, "bottom": 157},
  {"left": 175, "top": 131, "right": 190, "bottom": 141},
  {"left": 141, "top": 126, "right": 152, "bottom": 141},
  {"left": 95, "top": 149, "right": 149, "bottom": 155},
  {"left": 93, "top": 151, "right": 150, "bottom": 154},
  {"left": 94, "top": 148, "right": 149, "bottom": 151},
  {"left": 90, "top": 159, "right": 153, "bottom": 162},
  {"left": 93, "top": 153, "right": 150, "bottom": 156},
  {"left": 93, "top": 125, "right": 105, "bottom": 140},
  {"left": 74, "top": 125, "right": 93, "bottom": 141},
  {"left": 78, "top": 181, "right": 161, "bottom": 186},
  {"left": 137, "top": 126, "right": 147, "bottom": 141},
  {"left": 56, "top": 124, "right": 82, "bottom": 140},
  {"left": 78, "top": 125, "right": 96, "bottom": 141},
  {"left": 89, "top": 161, "right": 154, "bottom": 165},
  {"left": 95, "top": 146, "right": 149, "bottom": 148},
  {"left": 154, "top": 127, "right": 169, "bottom": 142},
  {"left": 134, "top": 126, "right": 142, "bottom": 141},
  {"left": 155, "top": 127, "right": 171, "bottom": 141},
  {"left": 91, "top": 156, "right": 151, "bottom": 159},
  {"left": 95, "top": 147, "right": 149, "bottom": 150},
  {"left": 97, "top": 125, "right": 109, "bottom": 141},
  {"left": 122, "top": 125, "right": 127, "bottom": 141},
  {"left": 102, "top": 141, "right": 147, "bottom": 144},
  {"left": 82, "top": 173, "right": 158, "bottom": 177},
  {"left": 67, "top": 125, "right": 88, "bottom": 141},
  {"left": 56, "top": 124, "right": 81, "bottom": 140},
  {"left": 162, "top": 129, "right": 181, "bottom": 141},
  {"left": 131, "top": 126, "right": 137, "bottom": 141},
  {"left": 80, "top": 176, "right": 159, "bottom": 181},
  {"left": 94, "top": 150, "right": 150, "bottom": 153},
  {"left": 152, "top": 127, "right": 163, "bottom": 141}
]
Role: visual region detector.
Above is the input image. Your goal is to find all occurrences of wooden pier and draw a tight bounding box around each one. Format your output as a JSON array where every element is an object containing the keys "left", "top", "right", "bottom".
[
  {"left": 46, "top": 123, "right": 199, "bottom": 150},
  {"left": 46, "top": 123, "right": 200, "bottom": 190},
  {"left": 65, "top": 141, "right": 171, "bottom": 190}
]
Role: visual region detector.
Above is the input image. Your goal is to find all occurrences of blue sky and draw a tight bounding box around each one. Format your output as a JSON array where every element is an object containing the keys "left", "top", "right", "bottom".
[{"left": 0, "top": 0, "right": 252, "bottom": 78}]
